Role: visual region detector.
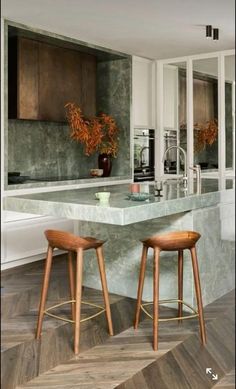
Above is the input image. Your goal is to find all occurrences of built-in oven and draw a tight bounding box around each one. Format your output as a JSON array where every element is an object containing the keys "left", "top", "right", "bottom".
[{"left": 133, "top": 128, "right": 155, "bottom": 182}]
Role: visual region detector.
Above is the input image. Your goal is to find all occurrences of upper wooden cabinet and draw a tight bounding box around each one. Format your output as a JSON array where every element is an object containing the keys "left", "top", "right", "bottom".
[
  {"left": 132, "top": 56, "right": 155, "bottom": 128},
  {"left": 8, "top": 37, "right": 97, "bottom": 122},
  {"left": 17, "top": 37, "right": 39, "bottom": 120}
]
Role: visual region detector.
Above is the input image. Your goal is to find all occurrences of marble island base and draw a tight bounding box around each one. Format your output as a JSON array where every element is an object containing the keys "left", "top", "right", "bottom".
[{"left": 79, "top": 205, "right": 235, "bottom": 309}]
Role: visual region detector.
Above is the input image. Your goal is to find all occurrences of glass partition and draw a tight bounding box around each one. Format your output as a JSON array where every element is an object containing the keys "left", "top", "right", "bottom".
[
  {"left": 225, "top": 55, "right": 235, "bottom": 172},
  {"left": 192, "top": 57, "right": 218, "bottom": 172},
  {"left": 157, "top": 51, "right": 235, "bottom": 181},
  {"left": 163, "top": 62, "right": 187, "bottom": 175}
]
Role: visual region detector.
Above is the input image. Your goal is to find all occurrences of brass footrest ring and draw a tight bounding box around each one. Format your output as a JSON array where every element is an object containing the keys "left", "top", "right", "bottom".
[
  {"left": 141, "top": 299, "right": 199, "bottom": 322},
  {"left": 44, "top": 300, "right": 106, "bottom": 324}
]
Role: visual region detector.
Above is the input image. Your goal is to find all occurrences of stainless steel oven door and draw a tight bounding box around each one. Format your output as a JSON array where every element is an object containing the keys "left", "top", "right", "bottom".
[{"left": 134, "top": 129, "right": 155, "bottom": 172}]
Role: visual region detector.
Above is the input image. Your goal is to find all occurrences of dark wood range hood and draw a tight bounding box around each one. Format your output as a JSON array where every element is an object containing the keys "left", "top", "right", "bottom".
[{"left": 8, "top": 32, "right": 97, "bottom": 122}]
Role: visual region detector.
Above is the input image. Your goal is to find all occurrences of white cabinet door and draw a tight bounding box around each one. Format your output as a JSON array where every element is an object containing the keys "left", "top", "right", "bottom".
[
  {"left": 2, "top": 213, "right": 74, "bottom": 267},
  {"left": 132, "top": 56, "right": 155, "bottom": 128}
]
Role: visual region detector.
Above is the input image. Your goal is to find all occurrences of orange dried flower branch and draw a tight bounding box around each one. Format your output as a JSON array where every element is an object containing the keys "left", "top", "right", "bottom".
[
  {"left": 180, "top": 118, "right": 218, "bottom": 152},
  {"left": 65, "top": 103, "right": 119, "bottom": 157},
  {"left": 194, "top": 119, "right": 218, "bottom": 152}
]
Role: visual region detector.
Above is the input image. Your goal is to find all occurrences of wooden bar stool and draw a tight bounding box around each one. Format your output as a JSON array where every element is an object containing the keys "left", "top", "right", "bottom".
[
  {"left": 134, "top": 230, "right": 206, "bottom": 351},
  {"left": 36, "top": 229, "right": 114, "bottom": 354}
]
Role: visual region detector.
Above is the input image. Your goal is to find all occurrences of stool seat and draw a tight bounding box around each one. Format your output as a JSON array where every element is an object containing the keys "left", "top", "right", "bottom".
[
  {"left": 142, "top": 231, "right": 201, "bottom": 251},
  {"left": 135, "top": 229, "right": 206, "bottom": 351},
  {"left": 36, "top": 229, "right": 113, "bottom": 355},
  {"left": 45, "top": 229, "right": 105, "bottom": 251}
]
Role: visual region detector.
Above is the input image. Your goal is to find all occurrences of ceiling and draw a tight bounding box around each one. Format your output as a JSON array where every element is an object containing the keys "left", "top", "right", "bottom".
[{"left": 2, "top": 0, "right": 235, "bottom": 60}]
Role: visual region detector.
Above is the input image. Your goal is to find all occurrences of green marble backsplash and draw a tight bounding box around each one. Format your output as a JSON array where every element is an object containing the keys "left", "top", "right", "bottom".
[
  {"left": 97, "top": 58, "right": 132, "bottom": 177},
  {"left": 8, "top": 119, "right": 97, "bottom": 178},
  {"left": 8, "top": 58, "right": 132, "bottom": 179}
]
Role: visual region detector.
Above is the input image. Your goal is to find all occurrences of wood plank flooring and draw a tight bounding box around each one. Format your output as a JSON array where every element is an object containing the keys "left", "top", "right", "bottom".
[
  {"left": 16, "top": 290, "right": 235, "bottom": 389},
  {"left": 214, "top": 369, "right": 235, "bottom": 388},
  {"left": 1, "top": 256, "right": 138, "bottom": 389},
  {"left": 2, "top": 257, "right": 235, "bottom": 389}
]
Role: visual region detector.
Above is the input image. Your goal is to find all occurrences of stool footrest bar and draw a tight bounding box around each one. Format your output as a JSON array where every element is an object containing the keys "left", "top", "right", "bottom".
[
  {"left": 44, "top": 300, "right": 106, "bottom": 324},
  {"left": 141, "top": 299, "right": 199, "bottom": 322}
]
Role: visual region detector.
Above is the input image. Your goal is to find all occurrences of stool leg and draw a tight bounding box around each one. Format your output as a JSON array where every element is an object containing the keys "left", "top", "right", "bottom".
[
  {"left": 96, "top": 246, "right": 114, "bottom": 336},
  {"left": 74, "top": 248, "right": 84, "bottom": 354},
  {"left": 134, "top": 245, "right": 148, "bottom": 329},
  {"left": 68, "top": 251, "right": 75, "bottom": 321},
  {"left": 178, "top": 249, "right": 184, "bottom": 323},
  {"left": 190, "top": 246, "right": 207, "bottom": 345},
  {"left": 36, "top": 245, "right": 53, "bottom": 339},
  {"left": 153, "top": 248, "right": 160, "bottom": 351}
]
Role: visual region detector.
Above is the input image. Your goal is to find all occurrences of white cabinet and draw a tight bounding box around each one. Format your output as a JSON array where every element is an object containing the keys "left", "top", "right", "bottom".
[
  {"left": 132, "top": 56, "right": 155, "bottom": 128},
  {"left": 1, "top": 211, "right": 74, "bottom": 269},
  {"left": 132, "top": 59, "right": 178, "bottom": 130}
]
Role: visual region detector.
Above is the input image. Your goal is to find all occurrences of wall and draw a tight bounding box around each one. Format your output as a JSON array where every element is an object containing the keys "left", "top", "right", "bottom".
[{"left": 97, "top": 58, "right": 132, "bottom": 177}]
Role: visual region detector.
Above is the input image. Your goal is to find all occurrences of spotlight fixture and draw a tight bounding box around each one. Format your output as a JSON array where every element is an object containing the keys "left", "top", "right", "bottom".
[
  {"left": 206, "top": 25, "right": 212, "bottom": 38},
  {"left": 213, "top": 28, "right": 219, "bottom": 41}
]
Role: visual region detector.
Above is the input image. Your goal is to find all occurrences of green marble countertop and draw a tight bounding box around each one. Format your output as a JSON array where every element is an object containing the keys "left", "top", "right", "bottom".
[{"left": 3, "top": 179, "right": 234, "bottom": 225}]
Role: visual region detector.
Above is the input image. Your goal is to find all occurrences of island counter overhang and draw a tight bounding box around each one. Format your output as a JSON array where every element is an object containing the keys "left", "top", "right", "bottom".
[{"left": 3, "top": 181, "right": 222, "bottom": 225}]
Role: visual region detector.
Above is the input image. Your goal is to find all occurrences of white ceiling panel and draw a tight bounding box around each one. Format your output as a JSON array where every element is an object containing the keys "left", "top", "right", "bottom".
[{"left": 1, "top": 0, "right": 235, "bottom": 59}]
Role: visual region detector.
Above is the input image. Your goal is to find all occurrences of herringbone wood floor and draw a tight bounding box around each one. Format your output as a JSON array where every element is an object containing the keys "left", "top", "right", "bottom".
[{"left": 16, "top": 290, "right": 235, "bottom": 389}]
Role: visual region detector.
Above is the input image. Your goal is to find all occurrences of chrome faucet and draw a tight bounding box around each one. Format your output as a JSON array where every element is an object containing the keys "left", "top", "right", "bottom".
[
  {"left": 140, "top": 147, "right": 149, "bottom": 167},
  {"left": 162, "top": 145, "right": 188, "bottom": 188},
  {"left": 189, "top": 164, "right": 201, "bottom": 194}
]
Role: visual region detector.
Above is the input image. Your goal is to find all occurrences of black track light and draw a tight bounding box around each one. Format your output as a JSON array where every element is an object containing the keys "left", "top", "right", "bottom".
[
  {"left": 206, "top": 25, "right": 212, "bottom": 39},
  {"left": 213, "top": 28, "right": 219, "bottom": 41}
]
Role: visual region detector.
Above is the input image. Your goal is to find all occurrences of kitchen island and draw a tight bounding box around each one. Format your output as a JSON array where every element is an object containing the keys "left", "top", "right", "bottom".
[
  {"left": 3, "top": 179, "right": 233, "bottom": 224},
  {"left": 4, "top": 179, "right": 235, "bottom": 309}
]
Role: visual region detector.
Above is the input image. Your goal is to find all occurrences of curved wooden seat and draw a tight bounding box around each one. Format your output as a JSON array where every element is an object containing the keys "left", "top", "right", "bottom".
[
  {"left": 142, "top": 231, "right": 201, "bottom": 251},
  {"left": 135, "top": 230, "right": 206, "bottom": 351},
  {"left": 45, "top": 229, "right": 105, "bottom": 251},
  {"left": 36, "top": 229, "right": 113, "bottom": 355}
]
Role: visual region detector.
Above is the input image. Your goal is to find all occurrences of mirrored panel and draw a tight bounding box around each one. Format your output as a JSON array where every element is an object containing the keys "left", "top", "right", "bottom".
[
  {"left": 163, "top": 61, "right": 187, "bottom": 175},
  {"left": 225, "top": 55, "right": 235, "bottom": 171},
  {"left": 192, "top": 57, "right": 218, "bottom": 171}
]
